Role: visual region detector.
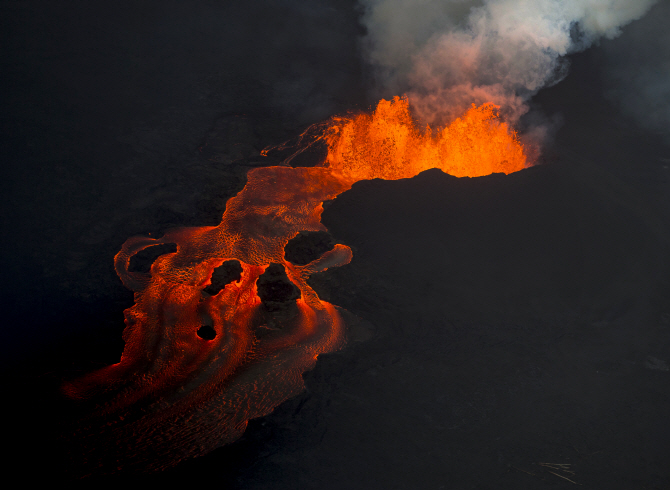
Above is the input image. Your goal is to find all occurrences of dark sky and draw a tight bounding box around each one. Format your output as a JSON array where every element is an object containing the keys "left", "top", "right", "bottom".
[{"left": 2, "top": 1, "right": 670, "bottom": 487}]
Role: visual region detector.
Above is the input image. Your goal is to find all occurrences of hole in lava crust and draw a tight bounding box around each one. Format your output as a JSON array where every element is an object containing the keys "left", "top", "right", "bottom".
[
  {"left": 203, "top": 259, "right": 243, "bottom": 295},
  {"left": 196, "top": 325, "right": 217, "bottom": 340}
]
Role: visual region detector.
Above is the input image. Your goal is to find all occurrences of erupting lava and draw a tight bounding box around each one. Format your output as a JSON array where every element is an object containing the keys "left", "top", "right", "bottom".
[
  {"left": 325, "top": 96, "right": 526, "bottom": 180},
  {"left": 65, "top": 97, "right": 527, "bottom": 474}
]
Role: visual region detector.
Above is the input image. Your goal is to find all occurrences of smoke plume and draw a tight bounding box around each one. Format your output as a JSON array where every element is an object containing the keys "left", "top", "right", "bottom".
[
  {"left": 600, "top": 0, "right": 670, "bottom": 144},
  {"left": 359, "top": 0, "right": 658, "bottom": 126}
]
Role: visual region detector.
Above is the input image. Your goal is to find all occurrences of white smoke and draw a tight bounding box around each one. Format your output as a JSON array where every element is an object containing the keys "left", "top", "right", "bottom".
[
  {"left": 360, "top": 0, "right": 658, "bottom": 126},
  {"left": 601, "top": 0, "right": 670, "bottom": 143}
]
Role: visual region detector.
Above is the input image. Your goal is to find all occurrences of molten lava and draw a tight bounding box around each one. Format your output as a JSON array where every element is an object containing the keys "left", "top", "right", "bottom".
[
  {"left": 65, "top": 167, "right": 353, "bottom": 473},
  {"left": 65, "top": 97, "right": 527, "bottom": 474},
  {"left": 324, "top": 96, "right": 526, "bottom": 181}
]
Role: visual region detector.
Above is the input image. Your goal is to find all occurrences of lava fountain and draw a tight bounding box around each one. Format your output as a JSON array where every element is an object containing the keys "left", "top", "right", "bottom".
[
  {"left": 64, "top": 96, "right": 527, "bottom": 475},
  {"left": 324, "top": 96, "right": 526, "bottom": 180}
]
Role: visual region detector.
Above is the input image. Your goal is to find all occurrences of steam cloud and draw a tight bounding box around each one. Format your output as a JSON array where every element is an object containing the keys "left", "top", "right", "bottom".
[
  {"left": 359, "top": 0, "right": 659, "bottom": 126},
  {"left": 601, "top": 0, "right": 670, "bottom": 143}
]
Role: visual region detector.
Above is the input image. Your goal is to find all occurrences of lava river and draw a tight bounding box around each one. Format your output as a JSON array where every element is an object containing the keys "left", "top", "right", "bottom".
[{"left": 64, "top": 96, "right": 527, "bottom": 474}]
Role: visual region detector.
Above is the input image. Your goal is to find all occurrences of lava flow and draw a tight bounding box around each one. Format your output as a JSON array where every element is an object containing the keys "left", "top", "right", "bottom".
[{"left": 65, "top": 96, "right": 527, "bottom": 474}]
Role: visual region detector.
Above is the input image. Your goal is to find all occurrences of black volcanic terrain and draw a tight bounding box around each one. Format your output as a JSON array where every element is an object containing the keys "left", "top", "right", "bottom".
[{"left": 2, "top": 1, "right": 670, "bottom": 488}]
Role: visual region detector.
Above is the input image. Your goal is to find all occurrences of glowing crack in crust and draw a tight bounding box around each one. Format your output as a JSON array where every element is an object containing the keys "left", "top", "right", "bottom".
[{"left": 64, "top": 97, "right": 527, "bottom": 474}]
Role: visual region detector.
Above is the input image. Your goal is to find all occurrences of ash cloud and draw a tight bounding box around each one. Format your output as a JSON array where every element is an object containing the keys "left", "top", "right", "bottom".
[{"left": 359, "top": 0, "right": 659, "bottom": 127}]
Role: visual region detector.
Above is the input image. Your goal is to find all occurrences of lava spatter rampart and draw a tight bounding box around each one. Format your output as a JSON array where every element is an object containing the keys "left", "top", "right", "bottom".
[{"left": 65, "top": 97, "right": 527, "bottom": 474}]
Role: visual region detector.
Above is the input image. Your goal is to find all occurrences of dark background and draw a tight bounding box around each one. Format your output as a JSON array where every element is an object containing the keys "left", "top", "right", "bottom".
[{"left": 2, "top": 1, "right": 670, "bottom": 488}]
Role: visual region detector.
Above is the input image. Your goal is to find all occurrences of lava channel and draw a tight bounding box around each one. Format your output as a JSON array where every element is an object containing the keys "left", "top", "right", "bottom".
[{"left": 64, "top": 96, "right": 528, "bottom": 474}]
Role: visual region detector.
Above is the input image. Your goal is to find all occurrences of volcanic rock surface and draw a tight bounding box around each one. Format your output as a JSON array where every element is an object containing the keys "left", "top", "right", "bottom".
[{"left": 3, "top": 1, "right": 670, "bottom": 489}]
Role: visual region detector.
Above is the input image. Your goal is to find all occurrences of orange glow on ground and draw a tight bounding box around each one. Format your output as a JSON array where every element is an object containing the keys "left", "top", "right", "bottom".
[{"left": 65, "top": 96, "right": 528, "bottom": 474}]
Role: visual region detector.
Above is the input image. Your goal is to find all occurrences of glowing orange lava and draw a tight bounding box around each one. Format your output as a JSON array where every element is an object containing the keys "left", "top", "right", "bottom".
[
  {"left": 324, "top": 96, "right": 526, "bottom": 181},
  {"left": 65, "top": 96, "right": 527, "bottom": 474}
]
